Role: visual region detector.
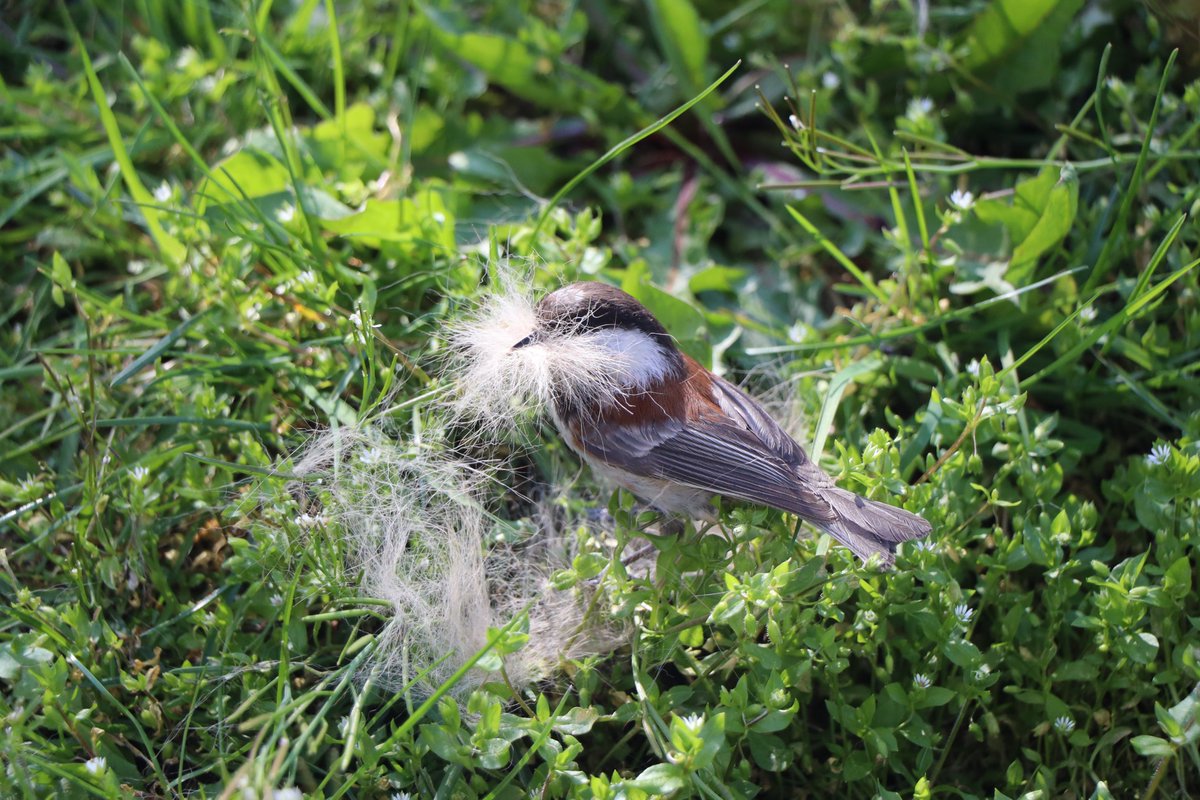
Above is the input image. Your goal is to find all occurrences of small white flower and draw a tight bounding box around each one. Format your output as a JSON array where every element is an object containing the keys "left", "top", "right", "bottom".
[
  {"left": 274, "top": 788, "right": 303, "bottom": 800},
  {"left": 788, "top": 114, "right": 803, "bottom": 131},
  {"left": 1053, "top": 715, "right": 1075, "bottom": 734},
  {"left": 679, "top": 713, "right": 704, "bottom": 733},
  {"left": 130, "top": 466, "right": 150, "bottom": 485},
  {"left": 908, "top": 97, "right": 934, "bottom": 118},
  {"left": 347, "top": 309, "right": 381, "bottom": 333},
  {"left": 862, "top": 610, "right": 877, "bottom": 624},
  {"left": 154, "top": 182, "right": 172, "bottom": 203},
  {"left": 973, "top": 664, "right": 991, "bottom": 682},
  {"left": 913, "top": 540, "right": 937, "bottom": 553},
  {"left": 821, "top": 71, "right": 840, "bottom": 90},
  {"left": 1146, "top": 443, "right": 1171, "bottom": 466},
  {"left": 432, "top": 212, "right": 446, "bottom": 224},
  {"left": 269, "top": 593, "right": 284, "bottom": 607},
  {"left": 85, "top": 756, "right": 106, "bottom": 774},
  {"left": 966, "top": 358, "right": 981, "bottom": 377},
  {"left": 954, "top": 603, "right": 974, "bottom": 624},
  {"left": 276, "top": 204, "right": 295, "bottom": 223},
  {"left": 391, "top": 793, "right": 414, "bottom": 800},
  {"left": 913, "top": 673, "right": 932, "bottom": 689},
  {"left": 1079, "top": 305, "right": 1097, "bottom": 322},
  {"left": 359, "top": 446, "right": 387, "bottom": 466},
  {"left": 949, "top": 189, "right": 975, "bottom": 210}
]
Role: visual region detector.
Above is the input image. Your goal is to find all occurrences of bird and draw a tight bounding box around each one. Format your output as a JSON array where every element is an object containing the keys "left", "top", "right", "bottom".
[{"left": 509, "top": 281, "right": 932, "bottom": 566}]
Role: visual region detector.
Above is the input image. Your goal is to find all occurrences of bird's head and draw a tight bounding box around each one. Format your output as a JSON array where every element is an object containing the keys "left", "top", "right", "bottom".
[{"left": 510, "top": 282, "right": 685, "bottom": 404}]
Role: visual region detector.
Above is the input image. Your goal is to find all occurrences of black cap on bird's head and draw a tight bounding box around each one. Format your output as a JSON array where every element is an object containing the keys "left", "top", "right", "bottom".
[{"left": 511, "top": 282, "right": 677, "bottom": 351}]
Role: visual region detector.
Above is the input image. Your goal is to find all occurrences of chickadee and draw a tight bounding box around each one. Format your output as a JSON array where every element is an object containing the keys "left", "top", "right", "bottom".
[{"left": 511, "top": 281, "right": 932, "bottom": 565}]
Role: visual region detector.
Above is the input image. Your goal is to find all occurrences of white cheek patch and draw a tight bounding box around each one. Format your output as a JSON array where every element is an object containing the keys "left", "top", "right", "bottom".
[
  {"left": 576, "top": 328, "right": 677, "bottom": 391},
  {"left": 442, "top": 287, "right": 679, "bottom": 434}
]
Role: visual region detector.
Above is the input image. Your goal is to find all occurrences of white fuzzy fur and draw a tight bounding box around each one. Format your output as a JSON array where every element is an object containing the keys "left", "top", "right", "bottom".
[
  {"left": 291, "top": 426, "right": 622, "bottom": 697},
  {"left": 442, "top": 284, "right": 675, "bottom": 436}
]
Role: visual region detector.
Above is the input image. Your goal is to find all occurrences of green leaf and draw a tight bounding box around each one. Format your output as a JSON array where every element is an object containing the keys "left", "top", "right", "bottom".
[
  {"left": 307, "top": 102, "right": 390, "bottom": 179},
  {"left": 1154, "top": 702, "right": 1183, "bottom": 739},
  {"left": 1162, "top": 556, "right": 1192, "bottom": 600},
  {"left": 1126, "top": 631, "right": 1159, "bottom": 664},
  {"left": 693, "top": 713, "right": 726, "bottom": 771},
  {"left": 552, "top": 706, "right": 600, "bottom": 736},
  {"left": 321, "top": 191, "right": 456, "bottom": 251},
  {"left": 78, "top": 39, "right": 185, "bottom": 266},
  {"left": 915, "top": 687, "right": 957, "bottom": 709},
  {"left": 646, "top": 0, "right": 709, "bottom": 96},
  {"left": 747, "top": 731, "right": 792, "bottom": 772},
  {"left": 961, "top": 0, "right": 1078, "bottom": 71},
  {"left": 196, "top": 149, "right": 293, "bottom": 211},
  {"left": 625, "top": 763, "right": 687, "bottom": 794},
  {"left": 49, "top": 252, "right": 72, "bottom": 307},
  {"left": 420, "top": 11, "right": 622, "bottom": 114},
  {"left": 943, "top": 639, "right": 982, "bottom": 669},
  {"left": 1009, "top": 167, "right": 1078, "bottom": 280},
  {"left": 421, "top": 725, "right": 472, "bottom": 766},
  {"left": 1130, "top": 734, "right": 1174, "bottom": 758},
  {"left": 811, "top": 352, "right": 884, "bottom": 460},
  {"left": 975, "top": 167, "right": 1077, "bottom": 285}
]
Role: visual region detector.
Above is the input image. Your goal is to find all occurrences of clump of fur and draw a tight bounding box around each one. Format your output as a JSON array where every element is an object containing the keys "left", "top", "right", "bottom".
[
  {"left": 292, "top": 425, "right": 619, "bottom": 696},
  {"left": 442, "top": 282, "right": 655, "bottom": 436}
]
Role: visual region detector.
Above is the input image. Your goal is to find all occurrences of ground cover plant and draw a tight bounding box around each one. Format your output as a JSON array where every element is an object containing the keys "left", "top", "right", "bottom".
[{"left": 2, "top": 0, "right": 1199, "bottom": 797}]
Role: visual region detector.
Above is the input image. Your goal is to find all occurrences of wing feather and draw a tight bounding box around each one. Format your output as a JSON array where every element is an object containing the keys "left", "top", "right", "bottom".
[
  {"left": 582, "top": 415, "right": 835, "bottom": 522},
  {"left": 707, "top": 374, "right": 808, "bottom": 466},
  {"left": 569, "top": 365, "right": 932, "bottom": 565}
]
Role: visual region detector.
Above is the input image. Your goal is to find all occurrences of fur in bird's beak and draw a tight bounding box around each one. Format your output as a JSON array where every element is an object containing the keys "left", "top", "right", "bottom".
[{"left": 511, "top": 330, "right": 539, "bottom": 350}]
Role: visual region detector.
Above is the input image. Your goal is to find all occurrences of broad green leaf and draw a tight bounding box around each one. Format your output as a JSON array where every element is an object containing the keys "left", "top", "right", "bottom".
[
  {"left": 321, "top": 191, "right": 455, "bottom": 252},
  {"left": 1162, "top": 556, "right": 1192, "bottom": 599},
  {"left": 943, "top": 639, "right": 982, "bottom": 669},
  {"left": 421, "top": 12, "right": 622, "bottom": 113},
  {"left": 961, "top": 0, "right": 1077, "bottom": 70},
  {"left": 975, "top": 167, "right": 1077, "bottom": 285},
  {"left": 1130, "top": 734, "right": 1174, "bottom": 758},
  {"left": 625, "top": 763, "right": 688, "bottom": 794},
  {"left": 747, "top": 731, "right": 792, "bottom": 772},
  {"left": 1010, "top": 168, "right": 1078, "bottom": 280},
  {"left": 914, "top": 687, "right": 957, "bottom": 709},
  {"left": 196, "top": 149, "right": 293, "bottom": 211},
  {"left": 307, "top": 102, "right": 391, "bottom": 180}
]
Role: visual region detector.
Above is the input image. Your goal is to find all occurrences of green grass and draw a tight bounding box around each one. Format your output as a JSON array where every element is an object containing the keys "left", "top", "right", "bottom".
[{"left": 2, "top": 1, "right": 1199, "bottom": 798}]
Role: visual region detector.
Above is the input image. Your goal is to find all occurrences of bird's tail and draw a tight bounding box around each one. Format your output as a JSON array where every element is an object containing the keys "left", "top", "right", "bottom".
[{"left": 810, "top": 488, "right": 932, "bottom": 567}]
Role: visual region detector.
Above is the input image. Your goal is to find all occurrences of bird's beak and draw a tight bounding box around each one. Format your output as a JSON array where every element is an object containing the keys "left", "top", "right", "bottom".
[{"left": 511, "top": 330, "right": 539, "bottom": 350}]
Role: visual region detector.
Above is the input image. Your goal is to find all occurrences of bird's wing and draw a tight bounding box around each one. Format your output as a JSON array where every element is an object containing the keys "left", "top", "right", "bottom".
[
  {"left": 571, "top": 372, "right": 931, "bottom": 564},
  {"left": 706, "top": 373, "right": 809, "bottom": 466},
  {"left": 579, "top": 413, "right": 837, "bottom": 522}
]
